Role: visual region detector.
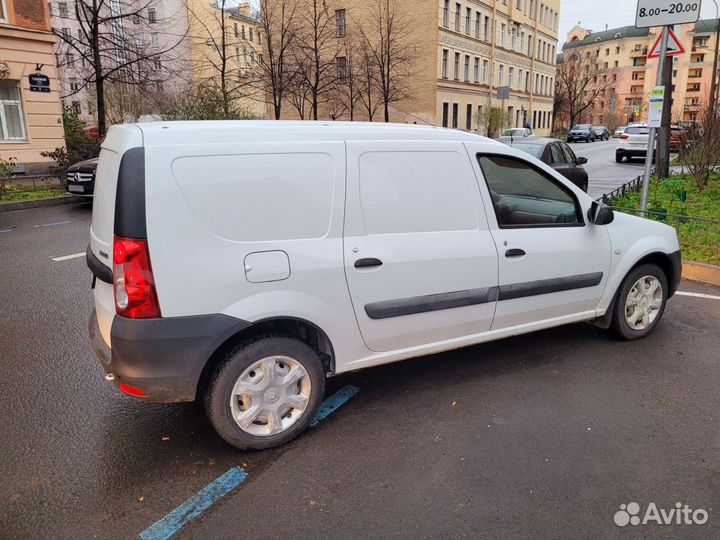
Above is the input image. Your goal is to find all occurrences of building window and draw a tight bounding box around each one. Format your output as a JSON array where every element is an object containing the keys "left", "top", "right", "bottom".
[
  {"left": 241, "top": 26, "right": 246, "bottom": 39},
  {"left": 71, "top": 100, "right": 81, "bottom": 115},
  {"left": 466, "top": 103, "right": 472, "bottom": 130},
  {"left": 473, "top": 57, "right": 479, "bottom": 82},
  {"left": 454, "top": 52, "right": 460, "bottom": 80},
  {"left": 452, "top": 103, "right": 458, "bottom": 128},
  {"left": 153, "top": 58, "right": 161, "bottom": 70},
  {"left": 151, "top": 32, "right": 159, "bottom": 46},
  {"left": 441, "top": 49, "right": 448, "bottom": 78},
  {"left": 465, "top": 7, "right": 471, "bottom": 35},
  {"left": 148, "top": 7, "right": 156, "bottom": 23},
  {"left": 483, "top": 16, "right": 490, "bottom": 41},
  {"left": 47, "top": 2, "right": 52, "bottom": 17},
  {"left": 234, "top": 23, "right": 239, "bottom": 38},
  {"left": 336, "top": 56, "right": 347, "bottom": 79},
  {"left": 69, "top": 77, "right": 80, "bottom": 91},
  {"left": 454, "top": 3, "right": 461, "bottom": 31},
  {"left": 58, "top": 2, "right": 68, "bottom": 17},
  {"left": 442, "top": 0, "right": 449, "bottom": 28},
  {"left": 477, "top": 105, "right": 483, "bottom": 131},
  {"left": 475, "top": 11, "right": 480, "bottom": 38},
  {"left": 498, "top": 64, "right": 504, "bottom": 86},
  {"left": 61, "top": 27, "right": 71, "bottom": 39},
  {"left": 482, "top": 59, "right": 488, "bottom": 83},
  {"left": 65, "top": 52, "right": 74, "bottom": 66},
  {"left": 335, "top": 9, "right": 346, "bottom": 37},
  {"left": 132, "top": 13, "right": 140, "bottom": 24},
  {"left": 464, "top": 55, "right": 470, "bottom": 81},
  {"left": 0, "top": 82, "right": 27, "bottom": 140},
  {"left": 500, "top": 23, "right": 506, "bottom": 47},
  {"left": 442, "top": 102, "right": 449, "bottom": 127},
  {"left": 508, "top": 67, "right": 514, "bottom": 88}
]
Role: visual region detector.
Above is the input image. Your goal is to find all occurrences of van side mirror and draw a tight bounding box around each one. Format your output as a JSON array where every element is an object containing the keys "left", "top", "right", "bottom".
[
  {"left": 576, "top": 156, "right": 588, "bottom": 165},
  {"left": 587, "top": 201, "right": 614, "bottom": 225}
]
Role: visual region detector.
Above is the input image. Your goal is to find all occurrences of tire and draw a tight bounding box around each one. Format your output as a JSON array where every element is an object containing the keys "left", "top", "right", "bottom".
[
  {"left": 610, "top": 264, "right": 668, "bottom": 340},
  {"left": 204, "top": 336, "right": 326, "bottom": 450},
  {"left": 615, "top": 153, "right": 623, "bottom": 163}
]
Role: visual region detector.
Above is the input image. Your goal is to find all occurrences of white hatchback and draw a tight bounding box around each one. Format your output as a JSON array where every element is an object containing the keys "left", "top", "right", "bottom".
[
  {"left": 616, "top": 124, "right": 651, "bottom": 162},
  {"left": 87, "top": 121, "right": 681, "bottom": 449}
]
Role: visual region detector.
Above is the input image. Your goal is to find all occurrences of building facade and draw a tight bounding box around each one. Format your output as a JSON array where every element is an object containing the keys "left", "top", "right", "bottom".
[
  {"left": 0, "top": 0, "right": 64, "bottom": 171},
  {"left": 561, "top": 19, "right": 720, "bottom": 127},
  {"left": 49, "top": 0, "right": 194, "bottom": 124},
  {"left": 186, "top": 0, "right": 265, "bottom": 118}
]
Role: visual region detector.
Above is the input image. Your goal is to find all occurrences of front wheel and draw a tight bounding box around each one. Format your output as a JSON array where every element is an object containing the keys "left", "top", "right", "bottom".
[
  {"left": 611, "top": 264, "right": 668, "bottom": 340},
  {"left": 204, "top": 336, "right": 326, "bottom": 450}
]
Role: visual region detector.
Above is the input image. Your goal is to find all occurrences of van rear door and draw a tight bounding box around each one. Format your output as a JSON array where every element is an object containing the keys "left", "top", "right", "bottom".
[{"left": 88, "top": 125, "right": 143, "bottom": 346}]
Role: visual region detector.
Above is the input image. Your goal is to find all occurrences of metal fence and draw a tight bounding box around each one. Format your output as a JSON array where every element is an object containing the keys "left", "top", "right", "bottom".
[{"left": 596, "top": 174, "right": 646, "bottom": 204}]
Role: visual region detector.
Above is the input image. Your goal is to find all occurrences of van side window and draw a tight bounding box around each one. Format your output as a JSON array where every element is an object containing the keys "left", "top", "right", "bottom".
[
  {"left": 477, "top": 154, "right": 582, "bottom": 228},
  {"left": 359, "top": 151, "right": 478, "bottom": 234}
]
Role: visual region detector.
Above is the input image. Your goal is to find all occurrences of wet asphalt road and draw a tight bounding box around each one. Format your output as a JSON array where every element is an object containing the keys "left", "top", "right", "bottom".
[{"left": 1, "top": 202, "right": 719, "bottom": 540}]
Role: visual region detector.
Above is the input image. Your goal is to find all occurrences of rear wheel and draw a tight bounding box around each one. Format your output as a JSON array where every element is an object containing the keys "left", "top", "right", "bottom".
[
  {"left": 204, "top": 336, "right": 325, "bottom": 450},
  {"left": 611, "top": 264, "right": 668, "bottom": 340},
  {"left": 615, "top": 153, "right": 623, "bottom": 163}
]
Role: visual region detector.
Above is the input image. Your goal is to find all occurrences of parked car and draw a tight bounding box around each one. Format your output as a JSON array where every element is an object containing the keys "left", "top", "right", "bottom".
[
  {"left": 592, "top": 126, "right": 610, "bottom": 140},
  {"left": 613, "top": 126, "right": 628, "bottom": 138},
  {"left": 616, "top": 125, "right": 651, "bottom": 162},
  {"left": 670, "top": 125, "right": 686, "bottom": 152},
  {"left": 66, "top": 157, "right": 98, "bottom": 196},
  {"left": 88, "top": 121, "right": 681, "bottom": 450},
  {"left": 499, "top": 137, "right": 589, "bottom": 192},
  {"left": 500, "top": 127, "right": 533, "bottom": 138},
  {"left": 567, "top": 124, "right": 595, "bottom": 143}
]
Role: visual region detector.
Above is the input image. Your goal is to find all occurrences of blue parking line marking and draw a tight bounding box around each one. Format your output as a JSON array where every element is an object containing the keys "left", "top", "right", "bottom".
[
  {"left": 310, "top": 385, "right": 361, "bottom": 428},
  {"left": 138, "top": 466, "right": 248, "bottom": 540},
  {"left": 34, "top": 220, "right": 71, "bottom": 228}
]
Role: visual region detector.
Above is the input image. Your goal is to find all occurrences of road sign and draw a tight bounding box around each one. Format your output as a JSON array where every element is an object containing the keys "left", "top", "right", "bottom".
[
  {"left": 648, "top": 28, "right": 685, "bottom": 57},
  {"left": 636, "top": 0, "right": 701, "bottom": 28},
  {"left": 28, "top": 73, "right": 50, "bottom": 93},
  {"left": 648, "top": 86, "right": 666, "bottom": 127},
  {"left": 497, "top": 86, "right": 510, "bottom": 100}
]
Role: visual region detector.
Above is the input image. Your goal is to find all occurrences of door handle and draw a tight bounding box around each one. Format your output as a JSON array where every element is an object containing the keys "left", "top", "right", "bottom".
[
  {"left": 355, "top": 257, "right": 383, "bottom": 268},
  {"left": 505, "top": 249, "right": 526, "bottom": 258}
]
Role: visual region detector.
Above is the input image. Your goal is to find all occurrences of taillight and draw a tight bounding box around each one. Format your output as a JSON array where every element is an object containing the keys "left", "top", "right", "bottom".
[
  {"left": 113, "top": 236, "right": 161, "bottom": 319},
  {"left": 619, "top": 134, "right": 630, "bottom": 139}
]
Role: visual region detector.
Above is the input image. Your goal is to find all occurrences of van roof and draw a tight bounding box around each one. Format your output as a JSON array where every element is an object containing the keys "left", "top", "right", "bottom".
[{"left": 127, "top": 120, "right": 500, "bottom": 146}]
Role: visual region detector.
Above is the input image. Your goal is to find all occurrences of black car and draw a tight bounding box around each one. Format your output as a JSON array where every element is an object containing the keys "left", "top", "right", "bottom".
[
  {"left": 567, "top": 124, "right": 595, "bottom": 143},
  {"left": 66, "top": 157, "right": 98, "bottom": 197},
  {"left": 499, "top": 137, "right": 589, "bottom": 192},
  {"left": 592, "top": 125, "right": 610, "bottom": 140}
]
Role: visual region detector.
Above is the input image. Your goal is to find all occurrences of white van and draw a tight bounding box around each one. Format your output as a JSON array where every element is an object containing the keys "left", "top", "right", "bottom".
[{"left": 88, "top": 121, "right": 681, "bottom": 450}]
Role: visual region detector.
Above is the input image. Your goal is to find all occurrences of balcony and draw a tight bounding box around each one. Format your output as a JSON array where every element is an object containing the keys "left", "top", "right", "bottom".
[
  {"left": 685, "top": 103, "right": 701, "bottom": 111},
  {"left": 630, "top": 47, "right": 649, "bottom": 57}
]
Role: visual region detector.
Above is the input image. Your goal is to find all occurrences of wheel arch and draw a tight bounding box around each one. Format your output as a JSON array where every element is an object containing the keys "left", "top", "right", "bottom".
[{"left": 197, "top": 316, "right": 336, "bottom": 398}]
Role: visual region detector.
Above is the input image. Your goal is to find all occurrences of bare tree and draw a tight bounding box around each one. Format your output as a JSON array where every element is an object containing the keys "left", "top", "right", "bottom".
[
  {"left": 356, "top": 0, "right": 417, "bottom": 122},
  {"left": 555, "top": 50, "right": 617, "bottom": 128},
  {"left": 357, "top": 38, "right": 381, "bottom": 121},
  {"left": 291, "top": 0, "right": 339, "bottom": 120},
  {"left": 328, "top": 35, "right": 363, "bottom": 120},
  {"left": 53, "top": 0, "right": 186, "bottom": 136},
  {"left": 187, "top": 0, "right": 263, "bottom": 118},
  {"left": 257, "top": 0, "right": 297, "bottom": 119},
  {"left": 285, "top": 56, "right": 313, "bottom": 119},
  {"left": 680, "top": 100, "right": 720, "bottom": 189}
]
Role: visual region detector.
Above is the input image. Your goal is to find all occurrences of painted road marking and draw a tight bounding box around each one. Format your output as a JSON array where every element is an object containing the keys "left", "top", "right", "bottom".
[
  {"left": 310, "top": 384, "right": 361, "bottom": 427},
  {"left": 139, "top": 467, "right": 249, "bottom": 540},
  {"left": 34, "top": 220, "right": 71, "bottom": 228},
  {"left": 51, "top": 252, "right": 85, "bottom": 262},
  {"left": 676, "top": 291, "right": 720, "bottom": 301},
  {"left": 0, "top": 228, "right": 12, "bottom": 234},
  {"left": 137, "top": 385, "right": 360, "bottom": 540}
]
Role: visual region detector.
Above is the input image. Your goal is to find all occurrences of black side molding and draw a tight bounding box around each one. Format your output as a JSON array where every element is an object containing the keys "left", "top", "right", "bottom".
[
  {"left": 114, "top": 147, "right": 146, "bottom": 239},
  {"left": 497, "top": 272, "right": 604, "bottom": 301},
  {"left": 86, "top": 244, "right": 113, "bottom": 284},
  {"left": 365, "top": 287, "right": 498, "bottom": 320}
]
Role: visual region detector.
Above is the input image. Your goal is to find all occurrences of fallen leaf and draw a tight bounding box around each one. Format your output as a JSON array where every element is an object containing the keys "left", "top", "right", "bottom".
[
  {"left": 138, "top": 496, "right": 144, "bottom": 502},
  {"left": 162, "top": 436, "right": 170, "bottom": 441}
]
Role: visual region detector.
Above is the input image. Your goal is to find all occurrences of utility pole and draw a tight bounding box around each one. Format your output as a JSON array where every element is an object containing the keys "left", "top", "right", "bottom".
[
  {"left": 655, "top": 26, "right": 674, "bottom": 179},
  {"left": 640, "top": 26, "right": 669, "bottom": 215},
  {"left": 710, "top": 0, "right": 720, "bottom": 107}
]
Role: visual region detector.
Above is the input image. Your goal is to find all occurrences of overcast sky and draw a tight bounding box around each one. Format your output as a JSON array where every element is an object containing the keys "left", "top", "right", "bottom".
[{"left": 558, "top": 0, "right": 719, "bottom": 45}]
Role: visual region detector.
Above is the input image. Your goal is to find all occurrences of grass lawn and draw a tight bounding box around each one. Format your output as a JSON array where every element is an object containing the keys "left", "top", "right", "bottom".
[
  {"left": 0, "top": 187, "right": 67, "bottom": 203},
  {"left": 609, "top": 172, "right": 720, "bottom": 266}
]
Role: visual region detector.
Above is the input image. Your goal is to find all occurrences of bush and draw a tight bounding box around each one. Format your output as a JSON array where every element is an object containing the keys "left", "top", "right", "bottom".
[{"left": 41, "top": 107, "right": 100, "bottom": 179}]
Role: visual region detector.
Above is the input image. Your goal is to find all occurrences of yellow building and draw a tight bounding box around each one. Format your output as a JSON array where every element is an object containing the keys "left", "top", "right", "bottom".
[
  {"left": 271, "top": 0, "right": 560, "bottom": 135},
  {"left": 187, "top": 0, "right": 266, "bottom": 118},
  {"left": 562, "top": 19, "right": 720, "bottom": 126},
  {"left": 0, "top": 0, "right": 64, "bottom": 172}
]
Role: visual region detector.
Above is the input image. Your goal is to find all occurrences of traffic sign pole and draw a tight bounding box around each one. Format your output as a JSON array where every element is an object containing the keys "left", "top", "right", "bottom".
[{"left": 640, "top": 25, "right": 670, "bottom": 215}]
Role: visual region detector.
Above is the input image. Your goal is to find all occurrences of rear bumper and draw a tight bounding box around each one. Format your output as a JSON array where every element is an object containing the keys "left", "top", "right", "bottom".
[
  {"left": 89, "top": 309, "right": 252, "bottom": 403},
  {"left": 616, "top": 148, "right": 647, "bottom": 157},
  {"left": 567, "top": 134, "right": 591, "bottom": 141}
]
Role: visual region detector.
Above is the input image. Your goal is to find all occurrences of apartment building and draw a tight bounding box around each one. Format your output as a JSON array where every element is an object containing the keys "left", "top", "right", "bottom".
[
  {"left": 562, "top": 19, "right": 720, "bottom": 126},
  {"left": 186, "top": 0, "right": 265, "bottom": 118},
  {"left": 0, "top": 0, "right": 64, "bottom": 171},
  {"left": 49, "top": 0, "right": 193, "bottom": 123}
]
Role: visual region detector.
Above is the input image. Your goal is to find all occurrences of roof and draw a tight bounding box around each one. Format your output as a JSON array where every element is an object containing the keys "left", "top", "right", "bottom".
[
  {"left": 497, "top": 136, "right": 556, "bottom": 145},
  {"left": 693, "top": 18, "right": 720, "bottom": 33},
  {"left": 131, "top": 120, "right": 502, "bottom": 146},
  {"left": 563, "top": 25, "right": 650, "bottom": 50}
]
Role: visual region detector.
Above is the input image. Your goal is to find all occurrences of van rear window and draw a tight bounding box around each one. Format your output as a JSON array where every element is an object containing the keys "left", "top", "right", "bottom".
[{"left": 172, "top": 153, "right": 335, "bottom": 242}]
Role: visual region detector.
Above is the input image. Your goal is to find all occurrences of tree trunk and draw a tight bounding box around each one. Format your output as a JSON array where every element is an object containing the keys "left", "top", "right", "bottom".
[{"left": 655, "top": 54, "right": 673, "bottom": 179}]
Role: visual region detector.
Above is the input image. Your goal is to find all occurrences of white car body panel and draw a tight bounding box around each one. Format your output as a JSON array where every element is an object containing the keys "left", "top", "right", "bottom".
[{"left": 89, "top": 121, "right": 680, "bottom": 379}]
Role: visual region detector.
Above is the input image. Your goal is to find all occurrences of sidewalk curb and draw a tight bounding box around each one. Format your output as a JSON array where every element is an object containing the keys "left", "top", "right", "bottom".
[
  {"left": 682, "top": 260, "right": 720, "bottom": 287},
  {"left": 0, "top": 195, "right": 89, "bottom": 213}
]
